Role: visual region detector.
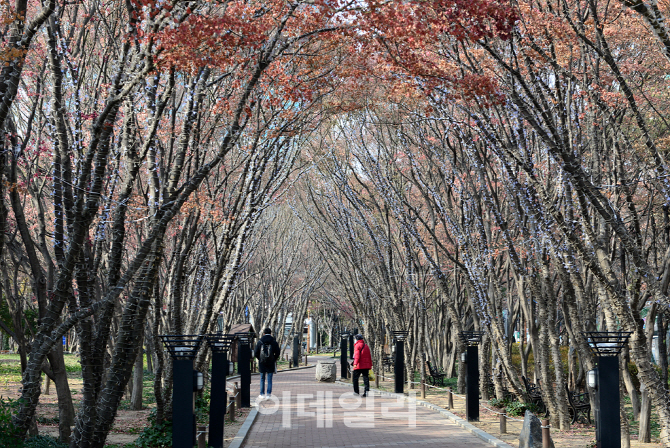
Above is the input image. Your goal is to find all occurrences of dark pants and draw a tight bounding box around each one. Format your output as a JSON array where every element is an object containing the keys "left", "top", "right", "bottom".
[{"left": 353, "top": 369, "right": 370, "bottom": 394}]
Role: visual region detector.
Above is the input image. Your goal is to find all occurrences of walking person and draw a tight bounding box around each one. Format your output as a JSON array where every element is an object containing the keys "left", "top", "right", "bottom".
[
  {"left": 254, "top": 328, "right": 280, "bottom": 401},
  {"left": 352, "top": 334, "right": 372, "bottom": 397}
]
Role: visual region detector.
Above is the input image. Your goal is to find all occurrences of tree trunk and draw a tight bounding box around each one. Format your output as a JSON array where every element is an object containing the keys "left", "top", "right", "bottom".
[
  {"left": 47, "top": 345, "right": 74, "bottom": 444},
  {"left": 43, "top": 376, "right": 51, "bottom": 395},
  {"left": 131, "top": 341, "right": 144, "bottom": 411},
  {"left": 480, "top": 336, "right": 491, "bottom": 401},
  {"left": 520, "top": 315, "right": 528, "bottom": 379},
  {"left": 445, "top": 337, "right": 456, "bottom": 377},
  {"left": 456, "top": 327, "right": 466, "bottom": 394},
  {"left": 621, "top": 375, "right": 631, "bottom": 448},
  {"left": 639, "top": 382, "right": 652, "bottom": 443},
  {"left": 660, "top": 313, "right": 668, "bottom": 388},
  {"left": 621, "top": 346, "right": 641, "bottom": 421},
  {"left": 146, "top": 346, "right": 153, "bottom": 375},
  {"left": 89, "top": 252, "right": 160, "bottom": 447},
  {"left": 567, "top": 345, "right": 578, "bottom": 391}
]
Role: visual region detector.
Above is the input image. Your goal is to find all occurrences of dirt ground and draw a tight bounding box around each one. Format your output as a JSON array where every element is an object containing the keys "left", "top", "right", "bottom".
[
  {"left": 37, "top": 408, "right": 250, "bottom": 447},
  {"left": 0, "top": 358, "right": 251, "bottom": 447}
]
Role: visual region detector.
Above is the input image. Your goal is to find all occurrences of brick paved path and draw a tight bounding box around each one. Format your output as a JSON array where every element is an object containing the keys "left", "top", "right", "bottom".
[{"left": 240, "top": 365, "right": 494, "bottom": 448}]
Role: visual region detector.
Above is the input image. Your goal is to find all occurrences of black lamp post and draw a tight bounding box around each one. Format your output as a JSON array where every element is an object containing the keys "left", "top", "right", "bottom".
[
  {"left": 292, "top": 334, "right": 301, "bottom": 367},
  {"left": 236, "top": 332, "right": 254, "bottom": 408},
  {"left": 205, "top": 334, "right": 234, "bottom": 448},
  {"left": 340, "top": 331, "right": 349, "bottom": 379},
  {"left": 349, "top": 328, "right": 357, "bottom": 360},
  {"left": 459, "top": 331, "right": 484, "bottom": 422},
  {"left": 393, "top": 331, "right": 408, "bottom": 394},
  {"left": 160, "top": 335, "right": 203, "bottom": 448},
  {"left": 582, "top": 331, "right": 632, "bottom": 448}
]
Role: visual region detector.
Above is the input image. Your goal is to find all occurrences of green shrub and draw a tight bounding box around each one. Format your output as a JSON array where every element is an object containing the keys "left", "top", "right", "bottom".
[
  {"left": 24, "top": 435, "right": 68, "bottom": 448},
  {"left": 134, "top": 381, "right": 210, "bottom": 448},
  {"left": 195, "top": 389, "right": 210, "bottom": 425},
  {"left": 0, "top": 397, "right": 24, "bottom": 448},
  {"left": 133, "top": 409, "right": 171, "bottom": 448},
  {"left": 504, "top": 400, "right": 542, "bottom": 417},
  {"left": 443, "top": 377, "right": 458, "bottom": 388}
]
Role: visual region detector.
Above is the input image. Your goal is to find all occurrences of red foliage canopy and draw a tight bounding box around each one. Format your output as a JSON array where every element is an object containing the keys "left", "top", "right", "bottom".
[{"left": 148, "top": 0, "right": 517, "bottom": 99}]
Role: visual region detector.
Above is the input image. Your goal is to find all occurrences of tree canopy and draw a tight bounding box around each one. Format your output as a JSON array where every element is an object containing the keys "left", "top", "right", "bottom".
[{"left": 3, "top": 0, "right": 670, "bottom": 445}]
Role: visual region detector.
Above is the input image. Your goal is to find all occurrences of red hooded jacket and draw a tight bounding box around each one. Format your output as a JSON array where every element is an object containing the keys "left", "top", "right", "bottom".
[{"left": 353, "top": 339, "right": 373, "bottom": 370}]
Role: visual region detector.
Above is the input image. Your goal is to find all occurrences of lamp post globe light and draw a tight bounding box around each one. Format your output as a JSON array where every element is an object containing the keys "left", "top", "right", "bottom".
[
  {"left": 217, "top": 314, "right": 224, "bottom": 334},
  {"left": 393, "top": 331, "right": 409, "bottom": 394},
  {"left": 582, "top": 331, "right": 632, "bottom": 448},
  {"left": 194, "top": 371, "right": 204, "bottom": 390},
  {"left": 340, "top": 331, "right": 350, "bottom": 379},
  {"left": 205, "top": 334, "right": 234, "bottom": 448},
  {"left": 159, "top": 335, "right": 204, "bottom": 448},
  {"left": 586, "top": 368, "right": 597, "bottom": 389},
  {"left": 459, "top": 331, "right": 484, "bottom": 422}
]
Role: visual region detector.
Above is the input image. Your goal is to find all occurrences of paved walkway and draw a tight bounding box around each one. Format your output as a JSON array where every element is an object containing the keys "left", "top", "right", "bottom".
[{"left": 238, "top": 364, "right": 496, "bottom": 448}]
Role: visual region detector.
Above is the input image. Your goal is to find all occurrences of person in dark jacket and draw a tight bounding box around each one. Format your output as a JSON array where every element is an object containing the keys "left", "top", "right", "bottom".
[
  {"left": 254, "top": 328, "right": 280, "bottom": 400},
  {"left": 352, "top": 334, "right": 373, "bottom": 397}
]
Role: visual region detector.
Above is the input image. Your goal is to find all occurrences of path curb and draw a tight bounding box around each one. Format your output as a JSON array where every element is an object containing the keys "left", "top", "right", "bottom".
[
  {"left": 417, "top": 401, "right": 514, "bottom": 448},
  {"left": 228, "top": 407, "right": 258, "bottom": 448},
  {"left": 334, "top": 380, "right": 514, "bottom": 448}
]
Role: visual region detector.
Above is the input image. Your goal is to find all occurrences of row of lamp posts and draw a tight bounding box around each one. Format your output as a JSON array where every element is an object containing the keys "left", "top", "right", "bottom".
[
  {"left": 162, "top": 326, "right": 630, "bottom": 448},
  {"left": 161, "top": 328, "right": 307, "bottom": 448},
  {"left": 455, "top": 330, "right": 631, "bottom": 448},
  {"left": 159, "top": 335, "right": 205, "bottom": 448},
  {"left": 159, "top": 332, "right": 251, "bottom": 448},
  {"left": 370, "top": 328, "right": 630, "bottom": 448}
]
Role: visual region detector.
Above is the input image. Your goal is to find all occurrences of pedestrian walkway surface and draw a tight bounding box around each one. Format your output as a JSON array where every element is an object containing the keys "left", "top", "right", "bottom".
[{"left": 240, "top": 364, "right": 495, "bottom": 448}]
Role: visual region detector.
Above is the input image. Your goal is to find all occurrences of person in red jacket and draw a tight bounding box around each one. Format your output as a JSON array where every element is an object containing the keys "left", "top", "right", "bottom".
[{"left": 352, "top": 334, "right": 373, "bottom": 396}]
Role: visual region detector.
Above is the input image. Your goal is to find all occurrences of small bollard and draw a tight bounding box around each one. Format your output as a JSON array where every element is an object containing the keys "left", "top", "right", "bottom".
[
  {"left": 197, "top": 425, "right": 207, "bottom": 448},
  {"left": 542, "top": 419, "right": 551, "bottom": 448},
  {"left": 289, "top": 359, "right": 292, "bottom": 368},
  {"left": 229, "top": 395, "right": 236, "bottom": 422},
  {"left": 421, "top": 380, "right": 426, "bottom": 399},
  {"left": 448, "top": 387, "right": 454, "bottom": 409},
  {"left": 305, "top": 354, "right": 308, "bottom": 365},
  {"left": 499, "top": 413, "right": 507, "bottom": 434},
  {"left": 234, "top": 383, "right": 241, "bottom": 409}
]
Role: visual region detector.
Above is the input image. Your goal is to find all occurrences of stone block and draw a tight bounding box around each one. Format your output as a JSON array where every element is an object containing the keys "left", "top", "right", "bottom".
[
  {"left": 519, "top": 410, "right": 542, "bottom": 448},
  {"left": 315, "top": 360, "right": 337, "bottom": 382}
]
